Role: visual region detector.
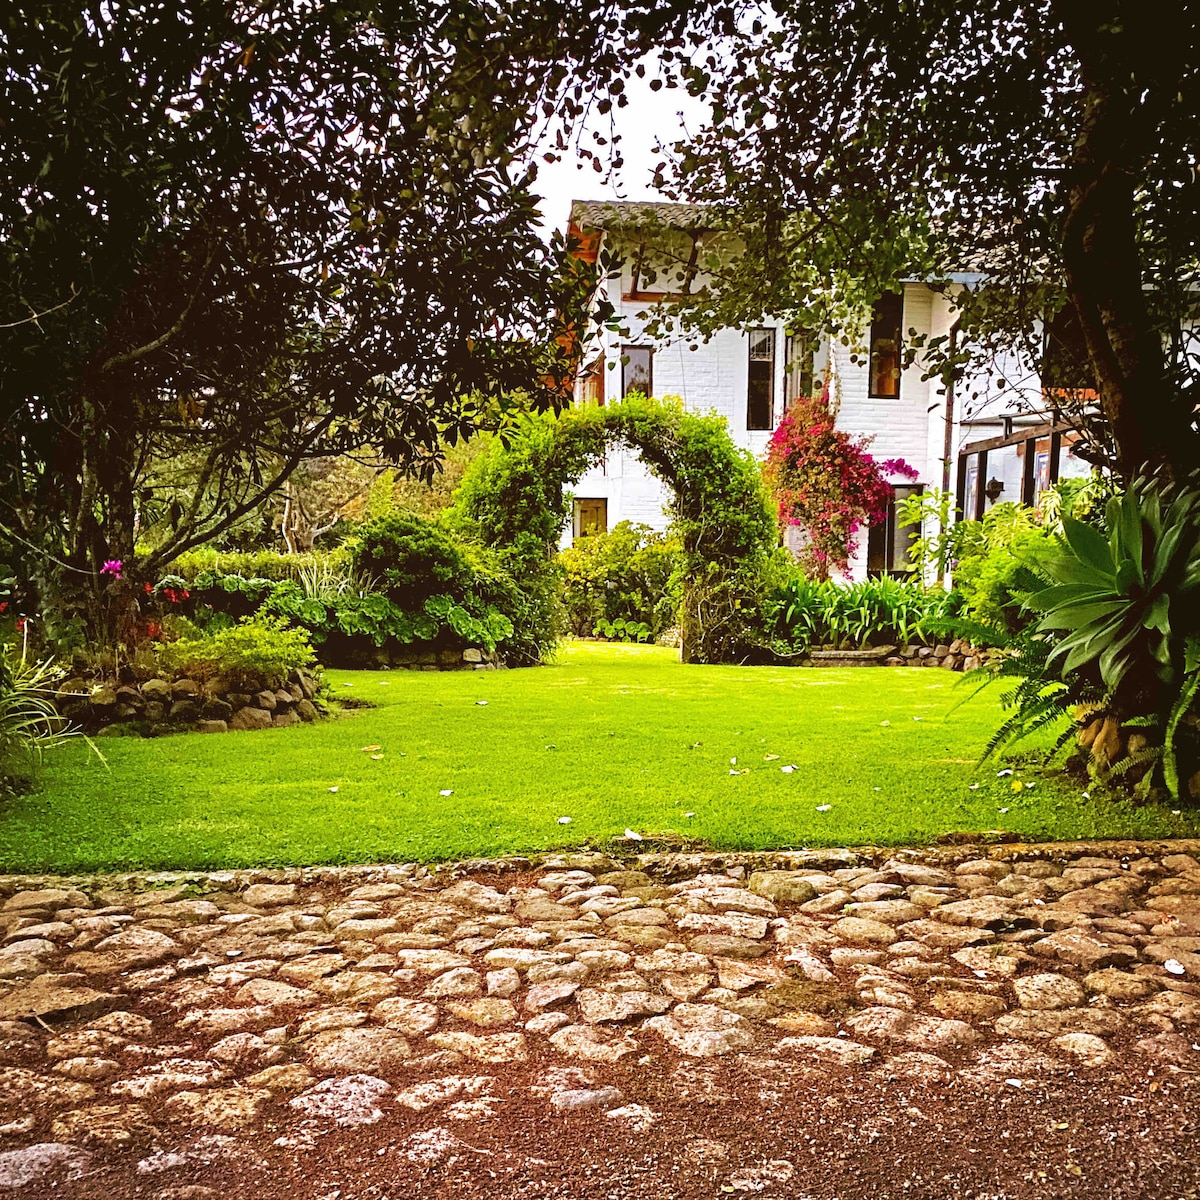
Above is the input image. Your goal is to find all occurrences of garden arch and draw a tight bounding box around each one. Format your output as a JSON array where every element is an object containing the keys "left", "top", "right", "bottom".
[{"left": 450, "top": 396, "right": 777, "bottom": 663}]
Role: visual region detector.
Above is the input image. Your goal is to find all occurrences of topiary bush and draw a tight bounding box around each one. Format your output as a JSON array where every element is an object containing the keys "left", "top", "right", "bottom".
[{"left": 450, "top": 396, "right": 780, "bottom": 664}]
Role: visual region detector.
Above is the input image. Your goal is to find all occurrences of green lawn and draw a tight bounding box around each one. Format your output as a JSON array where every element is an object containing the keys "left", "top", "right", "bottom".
[{"left": 3, "top": 641, "right": 1194, "bottom": 873}]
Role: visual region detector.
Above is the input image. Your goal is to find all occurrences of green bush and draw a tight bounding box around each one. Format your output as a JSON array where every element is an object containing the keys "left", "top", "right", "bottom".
[
  {"left": 770, "top": 575, "right": 960, "bottom": 651},
  {"left": 560, "top": 522, "right": 682, "bottom": 639},
  {"left": 156, "top": 619, "right": 317, "bottom": 690},
  {"left": 949, "top": 504, "right": 1054, "bottom": 634},
  {"left": 259, "top": 584, "right": 513, "bottom": 654},
  {"left": 593, "top": 617, "right": 653, "bottom": 643},
  {"left": 169, "top": 547, "right": 351, "bottom": 584}
]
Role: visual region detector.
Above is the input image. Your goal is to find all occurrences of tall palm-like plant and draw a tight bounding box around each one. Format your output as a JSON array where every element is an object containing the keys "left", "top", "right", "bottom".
[
  {"left": 0, "top": 646, "right": 82, "bottom": 795},
  {"left": 1025, "top": 475, "right": 1200, "bottom": 797}
]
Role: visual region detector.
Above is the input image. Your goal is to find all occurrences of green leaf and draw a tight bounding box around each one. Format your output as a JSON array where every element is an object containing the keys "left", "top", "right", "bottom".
[{"left": 1062, "top": 517, "right": 1115, "bottom": 576}]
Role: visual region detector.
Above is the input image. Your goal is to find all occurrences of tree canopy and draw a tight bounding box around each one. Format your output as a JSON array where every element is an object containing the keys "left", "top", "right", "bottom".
[
  {"left": 0, "top": 1, "right": 629, "bottom": 637},
  {"left": 637, "top": 0, "right": 1199, "bottom": 480}
]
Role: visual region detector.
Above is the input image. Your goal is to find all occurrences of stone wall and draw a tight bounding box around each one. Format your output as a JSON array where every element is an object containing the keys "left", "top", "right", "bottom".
[
  {"left": 375, "top": 646, "right": 504, "bottom": 672},
  {"left": 884, "top": 639, "right": 990, "bottom": 672},
  {"left": 784, "top": 640, "right": 990, "bottom": 671},
  {"left": 54, "top": 668, "right": 326, "bottom": 737}
]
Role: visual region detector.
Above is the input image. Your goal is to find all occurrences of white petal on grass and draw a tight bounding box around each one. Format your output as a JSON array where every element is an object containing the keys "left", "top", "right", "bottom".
[
  {"left": 780, "top": 765, "right": 797, "bottom": 774},
  {"left": 557, "top": 816, "right": 572, "bottom": 826},
  {"left": 764, "top": 753, "right": 780, "bottom": 761},
  {"left": 730, "top": 757, "right": 737, "bottom": 765},
  {"left": 370, "top": 754, "right": 384, "bottom": 761},
  {"left": 328, "top": 786, "right": 339, "bottom": 793},
  {"left": 683, "top": 812, "right": 695, "bottom": 818},
  {"left": 879, "top": 720, "right": 890, "bottom": 727},
  {"left": 623, "top": 829, "right": 644, "bottom": 841},
  {"left": 439, "top": 789, "right": 453, "bottom": 797},
  {"left": 815, "top": 804, "right": 832, "bottom": 812},
  {"left": 997, "top": 768, "right": 1013, "bottom": 777},
  {"left": 998, "top": 807, "right": 1009, "bottom": 814},
  {"left": 969, "top": 783, "right": 980, "bottom": 790},
  {"left": 475, "top": 700, "right": 489, "bottom": 706}
]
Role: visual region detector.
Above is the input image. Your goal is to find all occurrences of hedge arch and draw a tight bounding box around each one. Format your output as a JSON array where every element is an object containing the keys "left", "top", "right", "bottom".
[{"left": 449, "top": 396, "right": 778, "bottom": 663}]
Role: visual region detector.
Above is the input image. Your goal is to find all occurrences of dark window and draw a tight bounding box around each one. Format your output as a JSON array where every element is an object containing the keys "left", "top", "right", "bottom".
[
  {"left": 575, "top": 498, "right": 607, "bottom": 538},
  {"left": 867, "top": 484, "right": 922, "bottom": 574},
  {"left": 868, "top": 291, "right": 904, "bottom": 399},
  {"left": 783, "top": 332, "right": 814, "bottom": 408},
  {"left": 747, "top": 328, "right": 776, "bottom": 429},
  {"left": 621, "top": 346, "right": 653, "bottom": 398},
  {"left": 1042, "top": 306, "right": 1096, "bottom": 392}
]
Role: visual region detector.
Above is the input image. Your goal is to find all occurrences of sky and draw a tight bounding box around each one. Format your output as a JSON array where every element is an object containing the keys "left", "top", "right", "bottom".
[{"left": 527, "top": 69, "right": 707, "bottom": 235}]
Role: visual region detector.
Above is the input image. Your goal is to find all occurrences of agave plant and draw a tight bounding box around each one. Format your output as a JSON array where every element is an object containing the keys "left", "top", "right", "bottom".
[
  {"left": 1024, "top": 474, "right": 1200, "bottom": 797},
  {"left": 1030, "top": 478, "right": 1200, "bottom": 700}
]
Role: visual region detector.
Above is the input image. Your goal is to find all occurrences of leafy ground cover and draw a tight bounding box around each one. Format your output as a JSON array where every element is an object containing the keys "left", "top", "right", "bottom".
[{"left": 4, "top": 642, "right": 1195, "bottom": 873}]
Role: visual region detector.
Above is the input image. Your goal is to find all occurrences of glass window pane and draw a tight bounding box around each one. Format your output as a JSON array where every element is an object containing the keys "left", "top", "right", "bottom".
[
  {"left": 868, "top": 292, "right": 903, "bottom": 398},
  {"left": 621, "top": 346, "right": 652, "bottom": 398},
  {"left": 747, "top": 329, "right": 775, "bottom": 429},
  {"left": 784, "top": 333, "right": 814, "bottom": 407}
]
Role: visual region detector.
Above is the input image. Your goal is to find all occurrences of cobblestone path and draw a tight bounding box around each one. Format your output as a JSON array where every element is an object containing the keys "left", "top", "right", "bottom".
[{"left": 1, "top": 841, "right": 1200, "bottom": 1199}]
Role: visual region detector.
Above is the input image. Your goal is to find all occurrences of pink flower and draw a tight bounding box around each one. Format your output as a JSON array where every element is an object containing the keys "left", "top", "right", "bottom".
[{"left": 101, "top": 559, "right": 123, "bottom": 579}]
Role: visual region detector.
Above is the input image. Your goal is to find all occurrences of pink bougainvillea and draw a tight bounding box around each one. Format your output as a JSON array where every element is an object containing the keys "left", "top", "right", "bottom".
[{"left": 764, "top": 390, "right": 916, "bottom": 579}]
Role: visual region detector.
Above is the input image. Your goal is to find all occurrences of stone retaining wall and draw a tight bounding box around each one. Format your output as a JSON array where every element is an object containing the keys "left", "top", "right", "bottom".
[{"left": 54, "top": 668, "right": 326, "bottom": 737}]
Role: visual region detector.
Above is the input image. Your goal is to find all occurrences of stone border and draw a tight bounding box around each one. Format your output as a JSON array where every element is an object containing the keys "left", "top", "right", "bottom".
[{"left": 5, "top": 837, "right": 1199, "bottom": 894}]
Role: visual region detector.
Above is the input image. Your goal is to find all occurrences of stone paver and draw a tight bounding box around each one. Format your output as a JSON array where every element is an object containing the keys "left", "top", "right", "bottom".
[{"left": 1, "top": 842, "right": 1199, "bottom": 1195}]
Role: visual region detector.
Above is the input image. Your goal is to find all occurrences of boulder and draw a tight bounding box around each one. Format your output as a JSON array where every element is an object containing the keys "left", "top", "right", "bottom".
[{"left": 230, "top": 706, "right": 273, "bottom": 732}]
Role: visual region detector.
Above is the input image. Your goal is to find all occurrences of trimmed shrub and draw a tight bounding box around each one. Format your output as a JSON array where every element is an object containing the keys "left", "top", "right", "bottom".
[{"left": 155, "top": 618, "right": 317, "bottom": 690}]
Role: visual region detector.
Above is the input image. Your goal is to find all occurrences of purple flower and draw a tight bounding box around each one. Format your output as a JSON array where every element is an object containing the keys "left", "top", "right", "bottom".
[{"left": 100, "top": 559, "right": 123, "bottom": 579}]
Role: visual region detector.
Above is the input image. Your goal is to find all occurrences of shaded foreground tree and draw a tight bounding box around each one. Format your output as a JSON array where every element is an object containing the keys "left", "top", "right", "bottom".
[
  {"left": 641, "top": 0, "right": 1200, "bottom": 480},
  {"left": 0, "top": 1, "right": 636, "bottom": 643}
]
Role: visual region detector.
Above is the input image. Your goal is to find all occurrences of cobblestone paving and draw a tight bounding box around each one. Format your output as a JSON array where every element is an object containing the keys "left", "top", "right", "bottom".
[{"left": 2, "top": 842, "right": 1200, "bottom": 1198}]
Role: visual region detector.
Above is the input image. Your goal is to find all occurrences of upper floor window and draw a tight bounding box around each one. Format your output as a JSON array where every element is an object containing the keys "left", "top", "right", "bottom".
[
  {"left": 783, "top": 332, "right": 815, "bottom": 408},
  {"left": 621, "top": 346, "right": 653, "bottom": 398},
  {"left": 868, "top": 291, "right": 903, "bottom": 399},
  {"left": 747, "top": 328, "right": 776, "bottom": 429}
]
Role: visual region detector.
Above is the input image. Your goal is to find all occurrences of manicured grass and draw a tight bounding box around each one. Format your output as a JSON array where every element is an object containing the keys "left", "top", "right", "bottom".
[{"left": 4, "top": 641, "right": 1194, "bottom": 873}]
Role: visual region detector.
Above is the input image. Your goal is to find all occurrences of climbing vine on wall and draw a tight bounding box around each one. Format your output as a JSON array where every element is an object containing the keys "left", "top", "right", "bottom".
[
  {"left": 764, "top": 391, "right": 917, "bottom": 580},
  {"left": 450, "top": 396, "right": 779, "bottom": 663}
]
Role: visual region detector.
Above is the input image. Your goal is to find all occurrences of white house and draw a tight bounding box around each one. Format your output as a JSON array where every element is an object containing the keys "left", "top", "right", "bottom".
[{"left": 565, "top": 199, "right": 1093, "bottom": 578}]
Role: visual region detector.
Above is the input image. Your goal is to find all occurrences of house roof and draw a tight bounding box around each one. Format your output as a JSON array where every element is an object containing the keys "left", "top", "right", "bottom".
[
  {"left": 569, "top": 199, "right": 1012, "bottom": 282},
  {"left": 569, "top": 199, "right": 713, "bottom": 234}
]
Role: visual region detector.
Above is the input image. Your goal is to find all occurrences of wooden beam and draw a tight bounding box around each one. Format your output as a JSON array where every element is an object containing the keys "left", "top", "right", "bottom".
[{"left": 960, "top": 419, "right": 1074, "bottom": 457}]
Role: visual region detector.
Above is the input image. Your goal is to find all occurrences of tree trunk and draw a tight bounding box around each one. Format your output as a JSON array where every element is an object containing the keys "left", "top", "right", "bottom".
[{"left": 1055, "top": 1, "right": 1195, "bottom": 480}]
